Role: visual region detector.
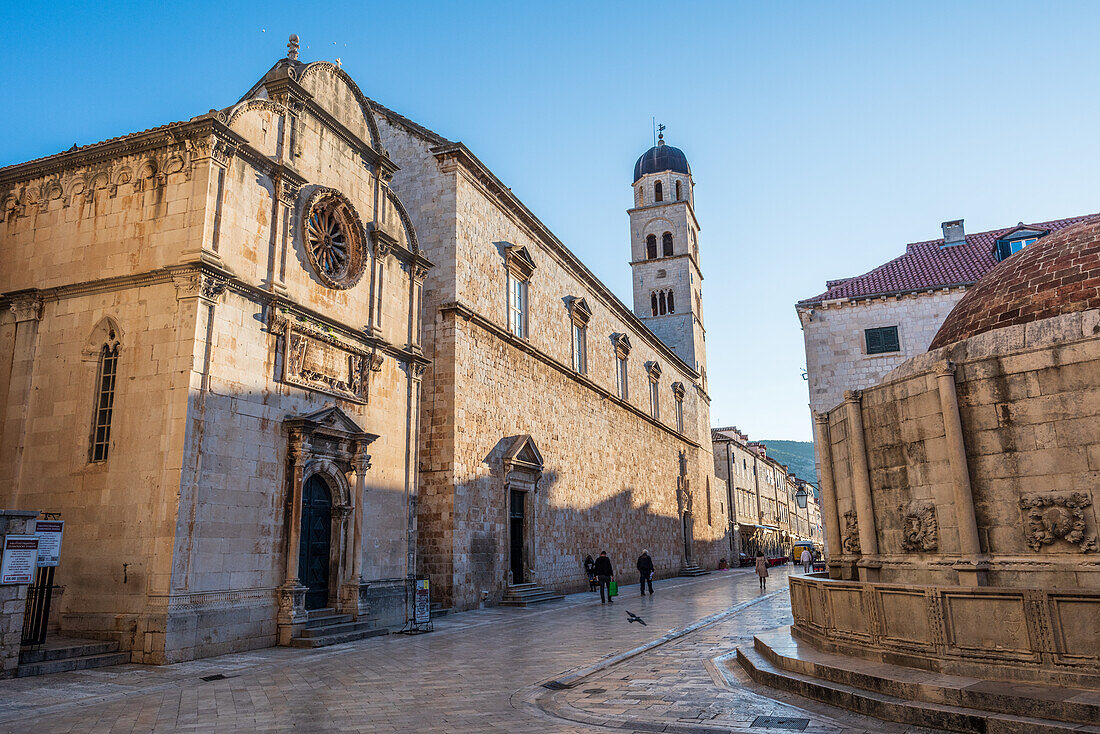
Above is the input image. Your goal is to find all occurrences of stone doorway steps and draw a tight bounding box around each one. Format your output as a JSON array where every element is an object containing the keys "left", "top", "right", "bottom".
[
  {"left": 678, "top": 563, "right": 709, "bottom": 577},
  {"left": 17, "top": 636, "right": 129, "bottom": 677},
  {"left": 289, "top": 607, "right": 388, "bottom": 649},
  {"left": 737, "top": 627, "right": 1100, "bottom": 734},
  {"left": 500, "top": 583, "right": 565, "bottom": 607}
]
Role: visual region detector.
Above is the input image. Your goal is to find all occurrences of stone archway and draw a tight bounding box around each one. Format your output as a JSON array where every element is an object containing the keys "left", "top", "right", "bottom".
[{"left": 278, "top": 406, "right": 378, "bottom": 645}]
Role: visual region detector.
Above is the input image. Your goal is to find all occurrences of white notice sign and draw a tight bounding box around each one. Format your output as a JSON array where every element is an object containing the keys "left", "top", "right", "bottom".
[
  {"left": 1, "top": 535, "right": 39, "bottom": 584},
  {"left": 414, "top": 579, "right": 431, "bottom": 623},
  {"left": 34, "top": 520, "right": 64, "bottom": 567}
]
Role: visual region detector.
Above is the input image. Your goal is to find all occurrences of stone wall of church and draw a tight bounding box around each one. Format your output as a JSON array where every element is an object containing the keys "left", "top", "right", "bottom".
[{"left": 375, "top": 113, "right": 729, "bottom": 611}]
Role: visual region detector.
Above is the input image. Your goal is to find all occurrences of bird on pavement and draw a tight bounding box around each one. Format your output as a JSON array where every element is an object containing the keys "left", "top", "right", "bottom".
[{"left": 626, "top": 611, "right": 647, "bottom": 626}]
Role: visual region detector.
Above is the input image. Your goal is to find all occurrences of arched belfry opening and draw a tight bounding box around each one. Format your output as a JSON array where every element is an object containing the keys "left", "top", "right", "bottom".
[
  {"left": 502, "top": 435, "right": 544, "bottom": 585},
  {"left": 279, "top": 406, "right": 379, "bottom": 644}
]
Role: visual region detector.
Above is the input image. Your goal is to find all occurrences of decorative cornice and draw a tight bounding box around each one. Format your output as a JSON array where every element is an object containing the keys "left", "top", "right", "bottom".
[
  {"left": 0, "top": 117, "right": 247, "bottom": 187},
  {"left": 1, "top": 263, "right": 430, "bottom": 369},
  {"left": 431, "top": 141, "right": 698, "bottom": 381},
  {"left": 438, "top": 300, "right": 700, "bottom": 448}
]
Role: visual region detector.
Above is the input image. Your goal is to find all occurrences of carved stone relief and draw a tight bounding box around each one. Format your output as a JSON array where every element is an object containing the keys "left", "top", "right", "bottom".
[
  {"left": 1019, "top": 492, "right": 1098, "bottom": 553},
  {"left": 842, "top": 510, "right": 861, "bottom": 554},
  {"left": 281, "top": 318, "right": 370, "bottom": 403},
  {"left": 901, "top": 501, "right": 938, "bottom": 552}
]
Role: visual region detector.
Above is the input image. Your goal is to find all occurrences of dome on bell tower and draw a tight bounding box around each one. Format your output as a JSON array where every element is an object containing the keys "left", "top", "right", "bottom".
[{"left": 633, "top": 134, "right": 690, "bottom": 182}]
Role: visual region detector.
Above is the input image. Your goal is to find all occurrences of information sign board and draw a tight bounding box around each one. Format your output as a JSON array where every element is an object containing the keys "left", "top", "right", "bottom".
[
  {"left": 34, "top": 520, "right": 64, "bottom": 567},
  {"left": 414, "top": 579, "right": 431, "bottom": 623},
  {"left": 1, "top": 535, "right": 39, "bottom": 584}
]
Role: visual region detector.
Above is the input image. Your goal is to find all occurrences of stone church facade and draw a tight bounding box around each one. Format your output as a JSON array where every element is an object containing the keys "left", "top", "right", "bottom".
[
  {"left": 0, "top": 48, "right": 429, "bottom": 662},
  {"left": 0, "top": 43, "right": 727, "bottom": 659}
]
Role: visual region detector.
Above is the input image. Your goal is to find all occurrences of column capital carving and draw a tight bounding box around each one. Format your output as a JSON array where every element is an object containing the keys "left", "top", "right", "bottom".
[
  {"left": 410, "top": 362, "right": 426, "bottom": 382},
  {"left": 352, "top": 452, "right": 372, "bottom": 474},
  {"left": 843, "top": 389, "right": 863, "bottom": 403},
  {"left": 9, "top": 292, "right": 43, "bottom": 323},
  {"left": 812, "top": 411, "right": 830, "bottom": 425},
  {"left": 934, "top": 360, "right": 957, "bottom": 377}
]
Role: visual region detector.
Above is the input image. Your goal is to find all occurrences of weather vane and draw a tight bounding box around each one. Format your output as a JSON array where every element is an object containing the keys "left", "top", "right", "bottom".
[{"left": 657, "top": 123, "right": 666, "bottom": 143}]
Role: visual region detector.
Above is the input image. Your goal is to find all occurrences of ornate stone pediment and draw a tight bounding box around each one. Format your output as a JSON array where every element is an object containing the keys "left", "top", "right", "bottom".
[
  {"left": 503, "top": 435, "right": 544, "bottom": 475},
  {"left": 1019, "top": 492, "right": 1097, "bottom": 553},
  {"left": 503, "top": 244, "right": 537, "bottom": 279}
]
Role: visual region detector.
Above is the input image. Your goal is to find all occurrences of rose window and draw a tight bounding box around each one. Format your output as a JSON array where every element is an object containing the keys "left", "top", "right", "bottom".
[{"left": 300, "top": 189, "right": 366, "bottom": 289}]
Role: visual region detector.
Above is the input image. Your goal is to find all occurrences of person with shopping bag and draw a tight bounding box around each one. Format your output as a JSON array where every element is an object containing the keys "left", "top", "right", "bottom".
[{"left": 594, "top": 550, "right": 615, "bottom": 604}]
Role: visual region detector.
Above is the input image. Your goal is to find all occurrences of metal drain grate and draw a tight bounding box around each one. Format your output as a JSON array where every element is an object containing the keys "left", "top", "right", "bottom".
[
  {"left": 581, "top": 688, "right": 606, "bottom": 694},
  {"left": 541, "top": 680, "right": 571, "bottom": 690},
  {"left": 751, "top": 716, "right": 810, "bottom": 731},
  {"left": 200, "top": 673, "right": 238, "bottom": 682}
]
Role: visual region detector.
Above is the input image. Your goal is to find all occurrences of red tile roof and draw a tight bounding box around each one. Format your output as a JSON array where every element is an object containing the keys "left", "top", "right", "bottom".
[{"left": 797, "top": 214, "right": 1100, "bottom": 306}]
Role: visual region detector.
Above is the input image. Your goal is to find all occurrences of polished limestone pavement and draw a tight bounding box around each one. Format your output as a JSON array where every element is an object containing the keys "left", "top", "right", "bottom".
[{"left": 0, "top": 567, "right": 944, "bottom": 733}]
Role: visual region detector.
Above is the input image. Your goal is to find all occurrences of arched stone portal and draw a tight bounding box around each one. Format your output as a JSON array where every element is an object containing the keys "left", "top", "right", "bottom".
[{"left": 279, "top": 406, "right": 378, "bottom": 645}]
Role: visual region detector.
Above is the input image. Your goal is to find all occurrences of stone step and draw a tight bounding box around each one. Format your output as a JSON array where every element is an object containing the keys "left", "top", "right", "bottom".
[
  {"left": 506, "top": 583, "right": 540, "bottom": 591},
  {"left": 304, "top": 613, "right": 352, "bottom": 629},
  {"left": 19, "top": 638, "right": 120, "bottom": 664},
  {"left": 754, "top": 628, "right": 1100, "bottom": 726},
  {"left": 288, "top": 626, "right": 389, "bottom": 649},
  {"left": 736, "top": 644, "right": 1092, "bottom": 734},
  {"left": 306, "top": 607, "right": 336, "bottom": 619},
  {"left": 16, "top": 651, "right": 130, "bottom": 678},
  {"left": 298, "top": 620, "right": 375, "bottom": 638},
  {"left": 678, "top": 565, "right": 710, "bottom": 577},
  {"left": 500, "top": 585, "right": 565, "bottom": 607},
  {"left": 429, "top": 603, "right": 452, "bottom": 618}
]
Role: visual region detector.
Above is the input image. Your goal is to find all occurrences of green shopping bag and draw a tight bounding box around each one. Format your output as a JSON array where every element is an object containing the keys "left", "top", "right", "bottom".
[{"left": 608, "top": 580, "right": 618, "bottom": 597}]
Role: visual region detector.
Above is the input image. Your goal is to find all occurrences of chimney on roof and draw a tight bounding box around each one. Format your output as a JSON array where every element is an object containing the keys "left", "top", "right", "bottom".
[{"left": 941, "top": 219, "right": 965, "bottom": 247}]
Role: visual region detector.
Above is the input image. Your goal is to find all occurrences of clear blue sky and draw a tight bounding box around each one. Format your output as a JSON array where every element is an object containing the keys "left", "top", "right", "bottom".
[{"left": 4, "top": 1, "right": 1100, "bottom": 441}]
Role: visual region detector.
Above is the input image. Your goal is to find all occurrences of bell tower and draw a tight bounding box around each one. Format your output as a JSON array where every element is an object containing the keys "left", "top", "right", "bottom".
[{"left": 629, "top": 130, "right": 707, "bottom": 386}]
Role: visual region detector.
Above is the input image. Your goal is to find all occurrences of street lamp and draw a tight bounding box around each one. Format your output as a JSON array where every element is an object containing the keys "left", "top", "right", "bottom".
[{"left": 795, "top": 487, "right": 808, "bottom": 509}]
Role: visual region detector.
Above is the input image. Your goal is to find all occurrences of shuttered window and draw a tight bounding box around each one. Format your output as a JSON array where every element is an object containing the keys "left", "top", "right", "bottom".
[{"left": 865, "top": 326, "right": 900, "bottom": 354}]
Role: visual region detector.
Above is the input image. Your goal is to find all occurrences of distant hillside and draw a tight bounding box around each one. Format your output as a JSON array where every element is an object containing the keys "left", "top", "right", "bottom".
[{"left": 758, "top": 440, "right": 816, "bottom": 485}]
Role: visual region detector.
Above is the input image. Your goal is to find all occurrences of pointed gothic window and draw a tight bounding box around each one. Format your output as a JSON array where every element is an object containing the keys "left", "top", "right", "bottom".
[
  {"left": 662, "top": 232, "right": 673, "bottom": 257},
  {"left": 651, "top": 292, "right": 658, "bottom": 316},
  {"left": 667, "top": 291, "right": 675, "bottom": 313},
  {"left": 646, "top": 234, "right": 657, "bottom": 260},
  {"left": 90, "top": 342, "right": 119, "bottom": 462},
  {"left": 675, "top": 180, "right": 682, "bottom": 200},
  {"left": 658, "top": 291, "right": 667, "bottom": 315}
]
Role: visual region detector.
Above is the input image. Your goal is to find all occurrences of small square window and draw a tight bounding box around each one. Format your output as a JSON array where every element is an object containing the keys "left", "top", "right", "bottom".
[{"left": 865, "top": 326, "right": 900, "bottom": 355}]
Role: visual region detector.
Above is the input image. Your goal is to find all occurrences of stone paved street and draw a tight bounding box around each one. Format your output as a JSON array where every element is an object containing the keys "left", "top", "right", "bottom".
[{"left": 0, "top": 567, "right": 942, "bottom": 733}]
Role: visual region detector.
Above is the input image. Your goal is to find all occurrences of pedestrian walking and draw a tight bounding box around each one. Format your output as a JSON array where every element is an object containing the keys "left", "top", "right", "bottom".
[
  {"left": 800, "top": 547, "right": 813, "bottom": 574},
  {"left": 583, "top": 554, "right": 597, "bottom": 592},
  {"left": 755, "top": 550, "right": 769, "bottom": 590},
  {"left": 594, "top": 551, "right": 615, "bottom": 604},
  {"left": 636, "top": 549, "right": 654, "bottom": 596}
]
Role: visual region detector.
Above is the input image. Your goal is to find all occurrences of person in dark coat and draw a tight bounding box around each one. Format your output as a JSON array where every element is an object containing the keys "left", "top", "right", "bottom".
[
  {"left": 594, "top": 551, "right": 615, "bottom": 603},
  {"left": 583, "top": 554, "right": 597, "bottom": 592},
  {"left": 636, "top": 550, "right": 654, "bottom": 596}
]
